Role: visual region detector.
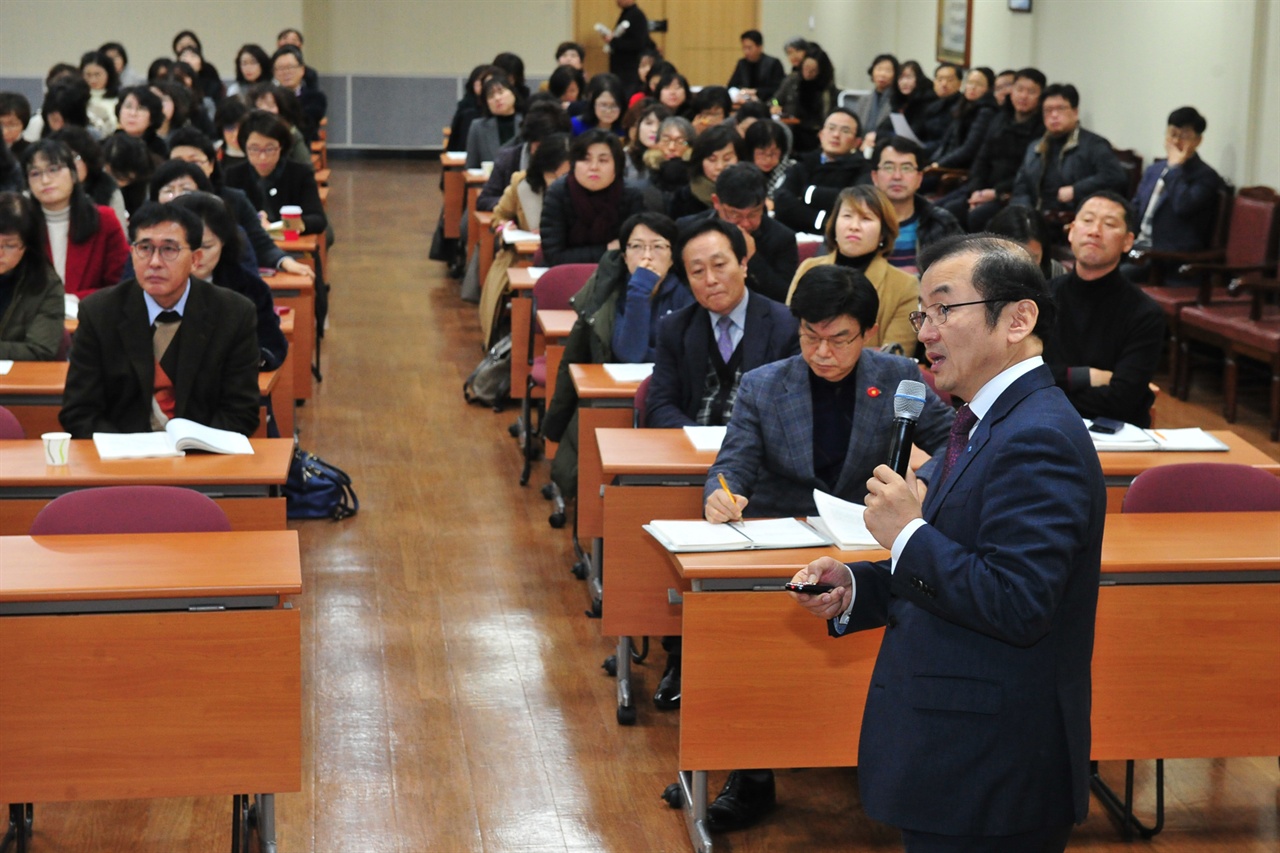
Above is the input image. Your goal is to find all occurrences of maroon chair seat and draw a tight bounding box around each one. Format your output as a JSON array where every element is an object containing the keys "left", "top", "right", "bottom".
[
  {"left": 0, "top": 406, "right": 24, "bottom": 439},
  {"left": 29, "top": 485, "right": 232, "bottom": 535},
  {"left": 1123, "top": 462, "right": 1280, "bottom": 513}
]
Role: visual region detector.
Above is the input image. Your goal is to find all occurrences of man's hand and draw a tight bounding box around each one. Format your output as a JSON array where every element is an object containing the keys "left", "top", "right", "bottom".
[
  {"left": 705, "top": 490, "right": 748, "bottom": 523},
  {"left": 1089, "top": 367, "right": 1113, "bottom": 387},
  {"left": 864, "top": 464, "right": 923, "bottom": 548},
  {"left": 968, "top": 188, "right": 996, "bottom": 207},
  {"left": 1057, "top": 185, "right": 1075, "bottom": 204},
  {"left": 789, "top": 557, "right": 853, "bottom": 620},
  {"left": 1165, "top": 137, "right": 1189, "bottom": 167},
  {"left": 740, "top": 228, "right": 757, "bottom": 263},
  {"left": 280, "top": 258, "right": 314, "bottom": 279}
]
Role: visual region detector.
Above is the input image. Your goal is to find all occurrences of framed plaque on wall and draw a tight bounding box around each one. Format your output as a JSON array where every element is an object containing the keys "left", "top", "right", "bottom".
[{"left": 937, "top": 0, "right": 973, "bottom": 66}]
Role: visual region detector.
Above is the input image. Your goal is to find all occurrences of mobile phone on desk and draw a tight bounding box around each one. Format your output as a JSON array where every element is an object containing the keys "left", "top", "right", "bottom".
[
  {"left": 784, "top": 582, "right": 835, "bottom": 595},
  {"left": 1088, "top": 417, "right": 1126, "bottom": 435}
]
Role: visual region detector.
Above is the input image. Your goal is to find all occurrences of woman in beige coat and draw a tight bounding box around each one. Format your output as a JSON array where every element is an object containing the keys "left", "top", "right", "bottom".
[{"left": 786, "top": 184, "right": 919, "bottom": 354}]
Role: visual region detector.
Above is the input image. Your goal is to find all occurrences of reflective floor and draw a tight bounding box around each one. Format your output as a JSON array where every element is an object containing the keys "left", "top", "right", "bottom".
[{"left": 22, "top": 160, "right": 1279, "bottom": 852}]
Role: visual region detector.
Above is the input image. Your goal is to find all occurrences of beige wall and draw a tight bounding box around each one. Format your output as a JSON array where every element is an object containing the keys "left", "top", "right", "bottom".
[{"left": 0, "top": 0, "right": 304, "bottom": 77}]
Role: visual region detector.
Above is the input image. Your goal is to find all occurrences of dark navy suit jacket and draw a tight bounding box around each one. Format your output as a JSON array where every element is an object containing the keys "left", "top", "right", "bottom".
[
  {"left": 834, "top": 364, "right": 1106, "bottom": 836},
  {"left": 1132, "top": 154, "right": 1225, "bottom": 252},
  {"left": 645, "top": 292, "right": 799, "bottom": 428}
]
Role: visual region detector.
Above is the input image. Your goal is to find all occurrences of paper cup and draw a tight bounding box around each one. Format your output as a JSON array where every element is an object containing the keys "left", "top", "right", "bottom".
[
  {"left": 481, "top": 160, "right": 494, "bottom": 178},
  {"left": 42, "top": 431, "right": 71, "bottom": 466},
  {"left": 280, "top": 204, "right": 303, "bottom": 235}
]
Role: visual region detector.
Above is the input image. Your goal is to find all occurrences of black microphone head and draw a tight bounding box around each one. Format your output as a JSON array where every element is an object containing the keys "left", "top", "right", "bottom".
[{"left": 893, "top": 379, "right": 927, "bottom": 421}]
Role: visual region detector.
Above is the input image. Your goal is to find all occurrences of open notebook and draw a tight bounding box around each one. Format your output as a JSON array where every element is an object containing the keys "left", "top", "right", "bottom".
[
  {"left": 806, "top": 489, "right": 881, "bottom": 549},
  {"left": 93, "top": 419, "right": 254, "bottom": 460},
  {"left": 1088, "top": 420, "right": 1228, "bottom": 452},
  {"left": 644, "top": 517, "right": 830, "bottom": 553}
]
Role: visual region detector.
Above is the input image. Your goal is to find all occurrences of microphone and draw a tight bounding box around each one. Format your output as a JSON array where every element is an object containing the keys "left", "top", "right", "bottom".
[{"left": 887, "top": 379, "right": 927, "bottom": 478}]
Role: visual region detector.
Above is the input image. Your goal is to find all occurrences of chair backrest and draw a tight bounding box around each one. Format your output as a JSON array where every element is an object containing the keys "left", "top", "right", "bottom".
[
  {"left": 533, "top": 264, "right": 596, "bottom": 312},
  {"left": 56, "top": 328, "right": 72, "bottom": 361},
  {"left": 837, "top": 89, "right": 868, "bottom": 111},
  {"left": 1111, "top": 148, "right": 1144, "bottom": 200},
  {"left": 1207, "top": 183, "right": 1235, "bottom": 253},
  {"left": 797, "top": 238, "right": 824, "bottom": 263},
  {"left": 1122, "top": 462, "right": 1280, "bottom": 513},
  {"left": 633, "top": 375, "right": 652, "bottom": 428},
  {"left": 29, "top": 485, "right": 233, "bottom": 535},
  {"left": 0, "top": 405, "right": 25, "bottom": 439},
  {"left": 1225, "top": 186, "right": 1280, "bottom": 268}
]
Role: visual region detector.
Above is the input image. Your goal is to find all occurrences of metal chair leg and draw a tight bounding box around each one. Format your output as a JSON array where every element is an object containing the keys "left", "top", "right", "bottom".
[{"left": 1090, "top": 758, "right": 1165, "bottom": 840}]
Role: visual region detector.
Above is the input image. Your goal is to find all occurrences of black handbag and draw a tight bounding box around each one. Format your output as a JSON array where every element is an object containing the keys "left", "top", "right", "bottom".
[{"left": 284, "top": 449, "right": 358, "bottom": 520}]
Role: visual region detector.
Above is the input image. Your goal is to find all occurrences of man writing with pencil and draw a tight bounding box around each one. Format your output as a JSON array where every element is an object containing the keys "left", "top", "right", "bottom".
[{"left": 697, "top": 263, "right": 953, "bottom": 833}]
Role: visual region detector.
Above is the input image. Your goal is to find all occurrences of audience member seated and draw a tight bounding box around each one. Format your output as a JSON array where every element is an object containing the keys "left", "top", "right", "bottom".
[
  {"left": 477, "top": 134, "right": 572, "bottom": 347},
  {"left": 1009, "top": 83, "right": 1126, "bottom": 219},
  {"left": 627, "top": 59, "right": 669, "bottom": 110},
  {"left": 227, "top": 44, "right": 271, "bottom": 98},
  {"left": 148, "top": 81, "right": 191, "bottom": 142},
  {"left": 171, "top": 30, "right": 224, "bottom": 104},
  {"left": 21, "top": 64, "right": 80, "bottom": 143},
  {"left": 543, "top": 213, "right": 691, "bottom": 498},
  {"left": 540, "top": 129, "right": 647, "bottom": 265},
  {"left": 772, "top": 43, "right": 839, "bottom": 153},
  {"left": 646, "top": 217, "right": 799, "bottom": 429},
  {"left": 448, "top": 65, "right": 500, "bottom": 154},
  {"left": 224, "top": 111, "right": 327, "bottom": 238},
  {"left": 727, "top": 100, "right": 770, "bottom": 136},
  {"left": 554, "top": 40, "right": 587, "bottom": 80},
  {"left": 214, "top": 98, "right": 250, "bottom": 170},
  {"left": 699, "top": 263, "right": 953, "bottom": 834},
  {"left": 478, "top": 103, "right": 572, "bottom": 211},
  {"left": 677, "top": 163, "right": 797, "bottom": 303},
  {"left": 271, "top": 45, "right": 326, "bottom": 143},
  {"left": 620, "top": 99, "right": 671, "bottom": 186},
  {"left": 245, "top": 84, "right": 313, "bottom": 169},
  {"left": 929, "top": 67, "right": 997, "bottom": 171},
  {"left": 992, "top": 69, "right": 1016, "bottom": 107},
  {"left": 871, "top": 136, "right": 963, "bottom": 273},
  {"left": 640, "top": 115, "right": 694, "bottom": 209},
  {"left": 547, "top": 65, "right": 582, "bottom": 112},
  {"left": 987, "top": 204, "right": 1068, "bottom": 281},
  {"left": 868, "top": 60, "right": 933, "bottom": 148},
  {"left": 60, "top": 201, "right": 260, "bottom": 438},
  {"left": 0, "top": 192, "right": 64, "bottom": 361},
  {"left": 491, "top": 52, "right": 530, "bottom": 104},
  {"left": 101, "top": 132, "right": 154, "bottom": 216},
  {"left": 99, "top": 41, "right": 144, "bottom": 89},
  {"left": 940, "top": 67, "right": 1046, "bottom": 230},
  {"left": 169, "top": 192, "right": 287, "bottom": 371},
  {"left": 276, "top": 28, "right": 319, "bottom": 89},
  {"left": 1045, "top": 191, "right": 1164, "bottom": 427},
  {"left": 38, "top": 81, "right": 93, "bottom": 142},
  {"left": 52, "top": 126, "right": 126, "bottom": 226},
  {"left": 668, "top": 125, "right": 741, "bottom": 220},
  {"left": 22, "top": 139, "right": 128, "bottom": 299},
  {"left": 782, "top": 37, "right": 808, "bottom": 75},
  {"left": 0, "top": 92, "right": 32, "bottom": 158},
  {"left": 114, "top": 85, "right": 168, "bottom": 164},
  {"left": 570, "top": 75, "right": 626, "bottom": 138},
  {"left": 79, "top": 51, "right": 121, "bottom": 137},
  {"left": 1127, "top": 106, "right": 1226, "bottom": 283},
  {"left": 727, "top": 30, "right": 786, "bottom": 104},
  {"left": 788, "top": 185, "right": 920, "bottom": 353},
  {"left": 743, "top": 118, "right": 794, "bottom": 203},
  {"left": 855, "top": 53, "right": 898, "bottom": 138},
  {"left": 774, "top": 108, "right": 871, "bottom": 234},
  {"left": 466, "top": 76, "right": 524, "bottom": 169},
  {"left": 689, "top": 86, "right": 733, "bottom": 134},
  {"left": 653, "top": 70, "right": 692, "bottom": 118},
  {"left": 0, "top": 143, "right": 19, "bottom": 193},
  {"left": 916, "top": 63, "right": 965, "bottom": 157}
]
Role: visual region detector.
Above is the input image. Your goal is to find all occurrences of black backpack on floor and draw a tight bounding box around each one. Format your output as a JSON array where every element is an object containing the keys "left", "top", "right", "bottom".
[{"left": 463, "top": 334, "right": 512, "bottom": 411}]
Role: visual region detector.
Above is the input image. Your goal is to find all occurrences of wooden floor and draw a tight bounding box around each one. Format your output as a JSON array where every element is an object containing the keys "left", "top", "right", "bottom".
[{"left": 24, "top": 160, "right": 1279, "bottom": 852}]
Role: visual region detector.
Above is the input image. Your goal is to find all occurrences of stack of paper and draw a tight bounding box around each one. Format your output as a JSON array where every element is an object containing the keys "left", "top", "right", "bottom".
[
  {"left": 502, "top": 228, "right": 541, "bottom": 245},
  {"left": 0, "top": 360, "right": 12, "bottom": 375},
  {"left": 683, "top": 425, "right": 727, "bottom": 452},
  {"left": 602, "top": 363, "right": 654, "bottom": 382},
  {"left": 807, "top": 489, "right": 880, "bottom": 549}
]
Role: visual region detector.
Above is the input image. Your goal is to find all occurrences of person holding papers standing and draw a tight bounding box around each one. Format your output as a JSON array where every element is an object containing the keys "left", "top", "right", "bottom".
[
  {"left": 792, "top": 234, "right": 1105, "bottom": 853},
  {"left": 60, "top": 201, "right": 259, "bottom": 439},
  {"left": 697, "top": 263, "right": 953, "bottom": 834}
]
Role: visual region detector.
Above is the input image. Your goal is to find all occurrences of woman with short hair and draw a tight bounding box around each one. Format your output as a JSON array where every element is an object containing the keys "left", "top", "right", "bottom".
[
  {"left": 224, "top": 111, "right": 326, "bottom": 237},
  {"left": 667, "top": 124, "right": 741, "bottom": 219},
  {"left": 540, "top": 129, "right": 648, "bottom": 265},
  {"left": 465, "top": 76, "right": 523, "bottom": 169},
  {"left": 113, "top": 85, "right": 168, "bottom": 163}
]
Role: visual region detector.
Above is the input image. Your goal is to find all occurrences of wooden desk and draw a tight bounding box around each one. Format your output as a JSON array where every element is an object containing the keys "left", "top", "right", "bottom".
[
  {"left": 0, "top": 438, "right": 294, "bottom": 534},
  {"left": 0, "top": 361, "right": 67, "bottom": 436},
  {"left": 665, "top": 512, "right": 1280, "bottom": 852},
  {"left": 1097, "top": 431, "right": 1279, "bottom": 511},
  {"left": 0, "top": 531, "right": 302, "bottom": 853},
  {"left": 464, "top": 170, "right": 488, "bottom": 259},
  {"left": 441, "top": 152, "right": 466, "bottom": 240},
  {"left": 267, "top": 271, "right": 316, "bottom": 402},
  {"left": 536, "top": 309, "right": 577, "bottom": 422},
  {"left": 474, "top": 210, "right": 495, "bottom": 287}
]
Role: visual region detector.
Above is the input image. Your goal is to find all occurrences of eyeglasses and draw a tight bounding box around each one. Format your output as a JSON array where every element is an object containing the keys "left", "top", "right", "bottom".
[
  {"left": 908, "top": 300, "right": 1000, "bottom": 332},
  {"left": 596, "top": 102, "right": 621, "bottom": 113},
  {"left": 246, "top": 145, "right": 281, "bottom": 158},
  {"left": 132, "top": 241, "right": 187, "bottom": 262},
  {"left": 274, "top": 63, "right": 302, "bottom": 72},
  {"left": 822, "top": 123, "right": 857, "bottom": 136},
  {"left": 876, "top": 163, "right": 918, "bottom": 175},
  {"left": 799, "top": 329, "right": 864, "bottom": 350},
  {"left": 26, "top": 163, "right": 68, "bottom": 183},
  {"left": 0, "top": 239, "right": 25, "bottom": 254},
  {"left": 659, "top": 135, "right": 688, "bottom": 146},
  {"left": 625, "top": 241, "right": 671, "bottom": 255}
]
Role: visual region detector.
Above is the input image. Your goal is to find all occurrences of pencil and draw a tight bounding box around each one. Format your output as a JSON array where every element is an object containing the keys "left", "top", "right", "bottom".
[{"left": 717, "top": 473, "right": 741, "bottom": 522}]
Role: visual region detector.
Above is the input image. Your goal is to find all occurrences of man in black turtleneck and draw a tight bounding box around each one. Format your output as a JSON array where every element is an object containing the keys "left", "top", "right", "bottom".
[
  {"left": 773, "top": 108, "right": 872, "bottom": 234},
  {"left": 1046, "top": 191, "right": 1164, "bottom": 427}
]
